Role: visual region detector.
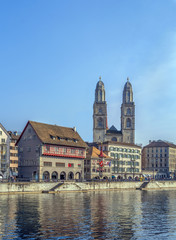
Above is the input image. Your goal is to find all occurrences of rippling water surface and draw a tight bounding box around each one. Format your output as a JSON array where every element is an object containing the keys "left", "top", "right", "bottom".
[{"left": 1, "top": 190, "right": 176, "bottom": 239}]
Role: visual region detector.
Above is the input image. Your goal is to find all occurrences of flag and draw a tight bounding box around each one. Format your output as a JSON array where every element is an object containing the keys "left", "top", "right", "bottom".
[{"left": 99, "top": 160, "right": 103, "bottom": 167}]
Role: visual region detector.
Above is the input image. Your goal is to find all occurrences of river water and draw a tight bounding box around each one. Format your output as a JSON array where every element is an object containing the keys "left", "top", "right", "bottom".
[{"left": 0, "top": 190, "right": 176, "bottom": 239}]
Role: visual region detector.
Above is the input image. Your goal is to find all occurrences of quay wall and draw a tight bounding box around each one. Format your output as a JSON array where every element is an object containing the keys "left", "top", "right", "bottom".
[
  {"left": 143, "top": 180, "right": 176, "bottom": 190},
  {"left": 0, "top": 181, "right": 176, "bottom": 193}
]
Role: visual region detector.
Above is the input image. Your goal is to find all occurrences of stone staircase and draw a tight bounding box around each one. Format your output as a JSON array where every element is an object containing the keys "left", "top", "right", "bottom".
[
  {"left": 136, "top": 181, "right": 149, "bottom": 190},
  {"left": 42, "top": 182, "right": 64, "bottom": 193}
]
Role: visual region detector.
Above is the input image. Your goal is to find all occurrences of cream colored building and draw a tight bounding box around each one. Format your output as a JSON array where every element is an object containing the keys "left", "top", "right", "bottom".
[
  {"left": 8, "top": 131, "right": 19, "bottom": 177},
  {"left": 142, "top": 140, "right": 176, "bottom": 179},
  {"left": 0, "top": 123, "right": 10, "bottom": 179},
  {"left": 99, "top": 141, "right": 142, "bottom": 179}
]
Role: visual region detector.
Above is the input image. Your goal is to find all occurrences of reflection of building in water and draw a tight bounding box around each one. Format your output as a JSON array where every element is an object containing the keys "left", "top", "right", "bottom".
[
  {"left": 15, "top": 194, "right": 41, "bottom": 239},
  {"left": 140, "top": 191, "right": 171, "bottom": 237},
  {"left": 88, "top": 191, "right": 142, "bottom": 239},
  {"left": 38, "top": 193, "right": 91, "bottom": 239},
  {"left": 0, "top": 195, "right": 19, "bottom": 238}
]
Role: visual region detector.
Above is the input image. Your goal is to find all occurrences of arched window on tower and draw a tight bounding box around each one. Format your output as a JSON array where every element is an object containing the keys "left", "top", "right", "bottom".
[
  {"left": 98, "top": 108, "right": 102, "bottom": 113},
  {"left": 99, "top": 90, "right": 102, "bottom": 101},
  {"left": 97, "top": 118, "right": 103, "bottom": 128},
  {"left": 126, "top": 108, "right": 131, "bottom": 115},
  {"left": 126, "top": 118, "right": 131, "bottom": 128},
  {"left": 111, "top": 137, "right": 117, "bottom": 142},
  {"left": 127, "top": 91, "right": 130, "bottom": 102}
]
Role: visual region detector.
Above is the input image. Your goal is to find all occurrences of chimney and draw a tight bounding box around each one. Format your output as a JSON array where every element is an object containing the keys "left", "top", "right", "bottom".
[{"left": 73, "top": 127, "right": 76, "bottom": 132}]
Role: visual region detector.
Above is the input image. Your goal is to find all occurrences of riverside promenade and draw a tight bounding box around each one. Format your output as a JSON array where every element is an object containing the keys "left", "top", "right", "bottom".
[{"left": 1, "top": 180, "right": 176, "bottom": 194}]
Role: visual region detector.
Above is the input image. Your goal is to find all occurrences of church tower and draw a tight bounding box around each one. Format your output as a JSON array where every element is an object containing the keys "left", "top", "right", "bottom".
[
  {"left": 93, "top": 77, "right": 108, "bottom": 143},
  {"left": 121, "top": 78, "right": 135, "bottom": 144}
]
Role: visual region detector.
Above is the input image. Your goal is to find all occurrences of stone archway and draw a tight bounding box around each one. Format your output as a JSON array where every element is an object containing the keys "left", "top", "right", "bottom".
[
  {"left": 60, "top": 171, "right": 66, "bottom": 180},
  {"left": 68, "top": 172, "right": 74, "bottom": 180},
  {"left": 52, "top": 171, "right": 58, "bottom": 181},
  {"left": 43, "top": 171, "right": 50, "bottom": 181},
  {"left": 75, "top": 172, "right": 81, "bottom": 180}
]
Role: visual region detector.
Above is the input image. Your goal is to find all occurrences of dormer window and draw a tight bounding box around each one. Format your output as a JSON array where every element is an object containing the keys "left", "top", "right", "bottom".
[{"left": 50, "top": 135, "right": 56, "bottom": 140}]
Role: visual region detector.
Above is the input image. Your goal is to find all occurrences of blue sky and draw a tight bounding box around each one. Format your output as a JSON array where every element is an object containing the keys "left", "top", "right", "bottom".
[{"left": 1, "top": 0, "right": 176, "bottom": 146}]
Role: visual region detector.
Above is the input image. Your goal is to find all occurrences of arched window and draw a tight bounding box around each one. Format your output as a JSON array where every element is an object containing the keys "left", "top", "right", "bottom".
[
  {"left": 97, "top": 118, "right": 103, "bottom": 128},
  {"left": 126, "top": 108, "right": 131, "bottom": 115},
  {"left": 98, "top": 108, "right": 102, "bottom": 113},
  {"left": 127, "top": 91, "right": 130, "bottom": 102},
  {"left": 111, "top": 137, "right": 117, "bottom": 142},
  {"left": 126, "top": 118, "right": 131, "bottom": 128}
]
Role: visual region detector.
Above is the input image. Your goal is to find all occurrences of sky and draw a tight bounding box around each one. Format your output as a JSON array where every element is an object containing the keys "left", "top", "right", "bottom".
[{"left": 1, "top": 0, "right": 176, "bottom": 146}]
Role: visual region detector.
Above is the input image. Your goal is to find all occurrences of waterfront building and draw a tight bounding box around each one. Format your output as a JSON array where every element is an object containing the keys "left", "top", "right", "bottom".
[
  {"left": 84, "top": 146, "right": 112, "bottom": 180},
  {"left": 142, "top": 140, "right": 176, "bottom": 179},
  {"left": 0, "top": 123, "right": 10, "bottom": 179},
  {"left": 17, "top": 121, "right": 87, "bottom": 181},
  {"left": 8, "top": 131, "right": 19, "bottom": 178},
  {"left": 93, "top": 77, "right": 135, "bottom": 144},
  {"left": 97, "top": 141, "right": 142, "bottom": 180}
]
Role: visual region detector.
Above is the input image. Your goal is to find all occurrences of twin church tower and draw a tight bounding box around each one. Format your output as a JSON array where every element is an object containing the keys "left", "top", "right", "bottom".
[{"left": 93, "top": 77, "right": 135, "bottom": 144}]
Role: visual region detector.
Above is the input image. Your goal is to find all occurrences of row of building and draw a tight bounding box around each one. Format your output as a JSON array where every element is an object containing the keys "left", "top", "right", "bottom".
[{"left": 1, "top": 77, "right": 176, "bottom": 181}]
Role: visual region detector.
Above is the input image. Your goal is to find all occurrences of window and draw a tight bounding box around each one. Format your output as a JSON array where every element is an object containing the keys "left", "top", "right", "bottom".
[
  {"left": 68, "top": 163, "right": 74, "bottom": 167},
  {"left": 127, "top": 91, "right": 130, "bottom": 102},
  {"left": 1, "top": 139, "right": 5, "bottom": 143},
  {"left": 56, "top": 162, "right": 65, "bottom": 167},
  {"left": 44, "top": 162, "right": 52, "bottom": 166},
  {"left": 126, "top": 118, "right": 131, "bottom": 128},
  {"left": 97, "top": 118, "right": 103, "bottom": 128},
  {"left": 111, "top": 137, "right": 117, "bottom": 142},
  {"left": 27, "top": 147, "right": 31, "bottom": 152},
  {"left": 50, "top": 135, "right": 56, "bottom": 140},
  {"left": 78, "top": 164, "right": 81, "bottom": 168},
  {"left": 99, "top": 108, "right": 102, "bottom": 113},
  {"left": 126, "top": 108, "right": 131, "bottom": 115},
  {"left": 0, "top": 131, "right": 2, "bottom": 135},
  {"left": 71, "top": 149, "right": 75, "bottom": 154}
]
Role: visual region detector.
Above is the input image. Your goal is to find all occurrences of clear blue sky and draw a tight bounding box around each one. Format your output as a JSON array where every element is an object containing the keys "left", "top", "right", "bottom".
[{"left": 1, "top": 0, "right": 176, "bottom": 146}]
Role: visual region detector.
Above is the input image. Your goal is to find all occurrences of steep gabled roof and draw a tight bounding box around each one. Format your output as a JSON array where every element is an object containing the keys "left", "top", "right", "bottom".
[
  {"left": 17, "top": 121, "right": 88, "bottom": 148},
  {"left": 86, "top": 146, "right": 110, "bottom": 159},
  {"left": 0, "top": 123, "right": 10, "bottom": 138},
  {"left": 106, "top": 125, "right": 122, "bottom": 134}
]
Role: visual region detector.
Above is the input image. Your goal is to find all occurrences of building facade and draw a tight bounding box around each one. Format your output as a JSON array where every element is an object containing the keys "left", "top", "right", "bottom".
[
  {"left": 142, "top": 140, "right": 176, "bottom": 179},
  {"left": 8, "top": 131, "right": 19, "bottom": 178},
  {"left": 84, "top": 146, "right": 112, "bottom": 180},
  {"left": 17, "top": 121, "right": 87, "bottom": 181},
  {"left": 98, "top": 141, "right": 142, "bottom": 180},
  {"left": 0, "top": 123, "right": 10, "bottom": 179},
  {"left": 93, "top": 77, "right": 135, "bottom": 144}
]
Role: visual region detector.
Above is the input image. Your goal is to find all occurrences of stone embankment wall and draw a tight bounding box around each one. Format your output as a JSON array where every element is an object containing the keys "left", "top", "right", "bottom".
[
  {"left": 143, "top": 180, "right": 176, "bottom": 190},
  {"left": 0, "top": 181, "right": 176, "bottom": 194}
]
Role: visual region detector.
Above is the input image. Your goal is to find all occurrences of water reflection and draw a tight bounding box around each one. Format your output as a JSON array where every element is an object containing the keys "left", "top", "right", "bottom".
[{"left": 0, "top": 190, "right": 176, "bottom": 239}]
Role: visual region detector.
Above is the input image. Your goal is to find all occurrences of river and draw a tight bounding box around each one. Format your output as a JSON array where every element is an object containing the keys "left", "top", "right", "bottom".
[{"left": 0, "top": 190, "right": 176, "bottom": 239}]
